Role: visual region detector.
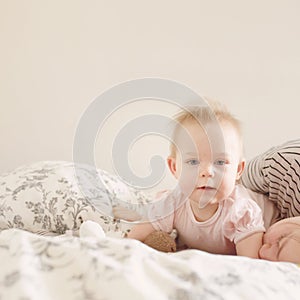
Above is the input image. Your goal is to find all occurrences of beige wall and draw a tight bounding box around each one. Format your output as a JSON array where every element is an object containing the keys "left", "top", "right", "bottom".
[{"left": 1, "top": 0, "right": 300, "bottom": 192}]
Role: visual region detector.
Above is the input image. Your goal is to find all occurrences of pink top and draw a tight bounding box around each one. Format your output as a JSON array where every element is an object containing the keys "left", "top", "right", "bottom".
[{"left": 149, "top": 185, "right": 265, "bottom": 255}]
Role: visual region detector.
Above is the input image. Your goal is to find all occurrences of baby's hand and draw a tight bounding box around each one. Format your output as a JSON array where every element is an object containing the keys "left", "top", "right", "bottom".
[{"left": 112, "top": 206, "right": 142, "bottom": 222}]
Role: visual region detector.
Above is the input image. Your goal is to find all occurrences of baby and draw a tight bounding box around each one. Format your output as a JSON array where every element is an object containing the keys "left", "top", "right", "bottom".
[
  {"left": 241, "top": 138, "right": 300, "bottom": 263},
  {"left": 116, "top": 102, "right": 266, "bottom": 258},
  {"left": 259, "top": 217, "right": 300, "bottom": 263}
]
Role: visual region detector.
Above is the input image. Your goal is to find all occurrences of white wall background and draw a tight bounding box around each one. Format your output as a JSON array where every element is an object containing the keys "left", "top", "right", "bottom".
[{"left": 1, "top": 0, "right": 300, "bottom": 192}]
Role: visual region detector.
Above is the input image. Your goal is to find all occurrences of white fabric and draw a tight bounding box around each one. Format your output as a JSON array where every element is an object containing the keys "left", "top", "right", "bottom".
[
  {"left": 79, "top": 220, "right": 106, "bottom": 239},
  {"left": 0, "top": 161, "right": 150, "bottom": 236},
  {"left": 0, "top": 228, "right": 300, "bottom": 300}
]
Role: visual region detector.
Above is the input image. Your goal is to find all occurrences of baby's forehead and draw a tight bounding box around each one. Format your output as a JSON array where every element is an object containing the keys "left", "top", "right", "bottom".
[
  {"left": 179, "top": 118, "right": 237, "bottom": 132},
  {"left": 176, "top": 120, "right": 239, "bottom": 143},
  {"left": 175, "top": 119, "right": 219, "bottom": 136},
  {"left": 174, "top": 120, "right": 242, "bottom": 156}
]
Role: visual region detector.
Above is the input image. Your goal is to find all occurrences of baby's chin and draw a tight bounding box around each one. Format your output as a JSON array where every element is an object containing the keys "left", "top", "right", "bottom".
[{"left": 190, "top": 194, "right": 219, "bottom": 208}]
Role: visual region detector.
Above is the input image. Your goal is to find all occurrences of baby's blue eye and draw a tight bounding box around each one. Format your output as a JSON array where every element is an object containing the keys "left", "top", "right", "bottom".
[
  {"left": 186, "top": 159, "right": 199, "bottom": 166},
  {"left": 215, "top": 159, "right": 226, "bottom": 166}
]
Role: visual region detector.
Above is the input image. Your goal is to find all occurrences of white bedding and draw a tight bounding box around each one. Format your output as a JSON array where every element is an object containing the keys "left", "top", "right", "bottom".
[
  {"left": 1, "top": 228, "right": 300, "bottom": 300},
  {"left": 1, "top": 161, "right": 300, "bottom": 299}
]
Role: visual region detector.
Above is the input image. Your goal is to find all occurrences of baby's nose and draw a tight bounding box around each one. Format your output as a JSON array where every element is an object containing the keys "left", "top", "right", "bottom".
[{"left": 199, "top": 164, "right": 213, "bottom": 177}]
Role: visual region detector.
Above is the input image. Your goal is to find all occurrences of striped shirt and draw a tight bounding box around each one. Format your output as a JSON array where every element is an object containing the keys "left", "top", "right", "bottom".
[{"left": 241, "top": 139, "right": 300, "bottom": 219}]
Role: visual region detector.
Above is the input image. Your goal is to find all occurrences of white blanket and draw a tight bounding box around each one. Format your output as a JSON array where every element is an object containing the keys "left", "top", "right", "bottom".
[{"left": 1, "top": 229, "right": 300, "bottom": 300}]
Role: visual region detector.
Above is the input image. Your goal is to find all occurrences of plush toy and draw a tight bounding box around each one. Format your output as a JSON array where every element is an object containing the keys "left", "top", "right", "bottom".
[
  {"left": 112, "top": 206, "right": 177, "bottom": 252},
  {"left": 143, "top": 230, "right": 177, "bottom": 253}
]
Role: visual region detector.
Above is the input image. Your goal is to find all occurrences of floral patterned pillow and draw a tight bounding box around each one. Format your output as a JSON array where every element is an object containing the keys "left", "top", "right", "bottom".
[{"left": 0, "top": 161, "right": 152, "bottom": 237}]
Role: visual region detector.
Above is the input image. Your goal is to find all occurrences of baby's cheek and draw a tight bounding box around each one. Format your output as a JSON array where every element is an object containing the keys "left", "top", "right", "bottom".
[
  {"left": 178, "top": 179, "right": 195, "bottom": 197},
  {"left": 277, "top": 240, "right": 300, "bottom": 263},
  {"left": 178, "top": 169, "right": 198, "bottom": 189}
]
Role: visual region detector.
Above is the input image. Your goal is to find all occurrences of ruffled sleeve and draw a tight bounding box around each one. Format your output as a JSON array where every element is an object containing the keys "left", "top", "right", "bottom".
[{"left": 223, "top": 185, "right": 266, "bottom": 244}]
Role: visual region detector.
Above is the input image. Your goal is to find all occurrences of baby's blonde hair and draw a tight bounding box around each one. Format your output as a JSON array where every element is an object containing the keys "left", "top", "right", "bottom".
[{"left": 170, "top": 100, "right": 243, "bottom": 158}]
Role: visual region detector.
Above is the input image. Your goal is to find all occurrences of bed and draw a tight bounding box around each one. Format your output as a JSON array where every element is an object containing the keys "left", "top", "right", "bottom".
[{"left": 1, "top": 161, "right": 300, "bottom": 299}]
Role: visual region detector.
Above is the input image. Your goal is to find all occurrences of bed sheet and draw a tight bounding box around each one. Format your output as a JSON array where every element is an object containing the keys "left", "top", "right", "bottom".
[{"left": 1, "top": 228, "right": 300, "bottom": 300}]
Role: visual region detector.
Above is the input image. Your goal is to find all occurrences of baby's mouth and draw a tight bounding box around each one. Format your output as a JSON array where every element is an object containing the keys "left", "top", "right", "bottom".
[{"left": 197, "top": 186, "right": 215, "bottom": 191}]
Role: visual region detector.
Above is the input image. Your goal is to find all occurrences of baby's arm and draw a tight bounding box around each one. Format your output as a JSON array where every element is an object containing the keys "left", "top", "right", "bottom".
[
  {"left": 113, "top": 189, "right": 175, "bottom": 242},
  {"left": 112, "top": 206, "right": 156, "bottom": 241},
  {"left": 113, "top": 206, "right": 142, "bottom": 222},
  {"left": 127, "top": 222, "right": 157, "bottom": 241},
  {"left": 236, "top": 232, "right": 264, "bottom": 258}
]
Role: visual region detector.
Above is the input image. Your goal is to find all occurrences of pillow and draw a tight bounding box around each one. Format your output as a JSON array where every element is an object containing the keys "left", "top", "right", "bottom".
[{"left": 0, "top": 161, "right": 152, "bottom": 237}]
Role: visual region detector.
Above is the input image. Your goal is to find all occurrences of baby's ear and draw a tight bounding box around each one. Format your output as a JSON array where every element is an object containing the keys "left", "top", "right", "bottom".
[
  {"left": 236, "top": 159, "right": 246, "bottom": 180},
  {"left": 167, "top": 156, "right": 177, "bottom": 177}
]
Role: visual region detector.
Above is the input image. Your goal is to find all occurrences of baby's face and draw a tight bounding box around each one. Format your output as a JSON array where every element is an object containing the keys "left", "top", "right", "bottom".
[
  {"left": 259, "top": 220, "right": 300, "bottom": 263},
  {"left": 170, "top": 120, "right": 244, "bottom": 207}
]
